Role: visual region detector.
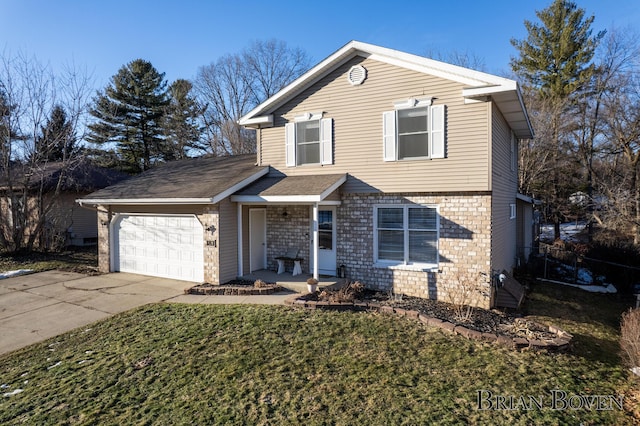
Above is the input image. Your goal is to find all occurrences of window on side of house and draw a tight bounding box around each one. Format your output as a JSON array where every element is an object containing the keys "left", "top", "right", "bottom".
[
  {"left": 374, "top": 205, "right": 439, "bottom": 267},
  {"left": 285, "top": 115, "right": 333, "bottom": 167},
  {"left": 383, "top": 102, "right": 445, "bottom": 161},
  {"left": 510, "top": 203, "right": 516, "bottom": 220}
]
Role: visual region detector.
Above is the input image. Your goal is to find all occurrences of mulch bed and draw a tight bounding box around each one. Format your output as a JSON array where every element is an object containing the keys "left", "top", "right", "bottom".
[
  {"left": 186, "top": 279, "right": 285, "bottom": 296},
  {"left": 296, "top": 289, "right": 570, "bottom": 350}
]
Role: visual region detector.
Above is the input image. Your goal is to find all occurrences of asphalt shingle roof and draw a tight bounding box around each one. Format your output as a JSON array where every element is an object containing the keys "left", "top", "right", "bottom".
[
  {"left": 234, "top": 174, "right": 346, "bottom": 197},
  {"left": 84, "top": 154, "right": 265, "bottom": 200}
]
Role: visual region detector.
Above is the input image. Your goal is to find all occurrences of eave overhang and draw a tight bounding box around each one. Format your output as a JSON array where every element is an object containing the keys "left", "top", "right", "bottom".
[{"left": 230, "top": 174, "right": 347, "bottom": 205}]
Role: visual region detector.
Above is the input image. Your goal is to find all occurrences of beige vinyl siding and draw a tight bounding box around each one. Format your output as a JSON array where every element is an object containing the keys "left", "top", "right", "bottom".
[
  {"left": 259, "top": 56, "right": 490, "bottom": 193},
  {"left": 516, "top": 198, "right": 534, "bottom": 262},
  {"left": 69, "top": 199, "right": 98, "bottom": 240},
  {"left": 218, "top": 197, "right": 237, "bottom": 283},
  {"left": 490, "top": 102, "right": 518, "bottom": 273}
]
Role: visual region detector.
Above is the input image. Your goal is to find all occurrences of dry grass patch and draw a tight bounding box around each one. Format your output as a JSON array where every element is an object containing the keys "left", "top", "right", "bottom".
[{"left": 0, "top": 295, "right": 637, "bottom": 425}]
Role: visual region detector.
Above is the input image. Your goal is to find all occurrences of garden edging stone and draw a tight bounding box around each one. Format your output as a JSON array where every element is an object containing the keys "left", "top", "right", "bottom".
[{"left": 285, "top": 297, "right": 572, "bottom": 351}]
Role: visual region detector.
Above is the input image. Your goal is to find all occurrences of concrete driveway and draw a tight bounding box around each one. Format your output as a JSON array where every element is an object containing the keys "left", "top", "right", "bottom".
[{"left": 0, "top": 271, "right": 191, "bottom": 356}]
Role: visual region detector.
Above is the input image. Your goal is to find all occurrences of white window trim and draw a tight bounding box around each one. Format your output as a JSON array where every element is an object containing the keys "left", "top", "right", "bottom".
[
  {"left": 383, "top": 101, "right": 445, "bottom": 162},
  {"left": 510, "top": 203, "right": 516, "bottom": 220},
  {"left": 285, "top": 114, "right": 333, "bottom": 167},
  {"left": 393, "top": 96, "right": 432, "bottom": 110},
  {"left": 373, "top": 204, "right": 439, "bottom": 270}
]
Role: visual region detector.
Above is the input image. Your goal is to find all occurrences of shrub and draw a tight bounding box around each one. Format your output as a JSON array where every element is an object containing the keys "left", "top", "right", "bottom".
[
  {"left": 444, "top": 271, "right": 487, "bottom": 322},
  {"left": 318, "top": 280, "right": 364, "bottom": 303},
  {"left": 254, "top": 279, "right": 268, "bottom": 289},
  {"left": 620, "top": 308, "right": 640, "bottom": 378}
]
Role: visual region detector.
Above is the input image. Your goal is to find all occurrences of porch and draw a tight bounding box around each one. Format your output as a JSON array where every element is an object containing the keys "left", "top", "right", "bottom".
[
  {"left": 240, "top": 269, "right": 343, "bottom": 293},
  {"left": 231, "top": 173, "right": 347, "bottom": 282}
]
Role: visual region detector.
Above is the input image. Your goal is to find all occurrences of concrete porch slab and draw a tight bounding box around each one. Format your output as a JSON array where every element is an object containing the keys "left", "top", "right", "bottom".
[{"left": 240, "top": 269, "right": 341, "bottom": 293}]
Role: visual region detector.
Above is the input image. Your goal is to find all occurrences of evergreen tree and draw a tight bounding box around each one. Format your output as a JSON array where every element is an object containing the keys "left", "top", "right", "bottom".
[
  {"left": 87, "top": 59, "right": 169, "bottom": 173},
  {"left": 510, "top": 0, "right": 604, "bottom": 240},
  {"left": 511, "top": 0, "right": 603, "bottom": 100},
  {"left": 163, "top": 79, "right": 204, "bottom": 160},
  {"left": 35, "top": 105, "right": 76, "bottom": 162}
]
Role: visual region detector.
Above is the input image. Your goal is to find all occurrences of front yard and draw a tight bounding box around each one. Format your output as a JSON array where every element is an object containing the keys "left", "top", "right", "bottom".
[
  {"left": 0, "top": 281, "right": 638, "bottom": 425},
  {"left": 0, "top": 246, "right": 98, "bottom": 276}
]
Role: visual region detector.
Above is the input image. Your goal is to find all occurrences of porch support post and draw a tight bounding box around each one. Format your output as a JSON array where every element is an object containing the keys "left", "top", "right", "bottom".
[
  {"left": 312, "top": 202, "right": 319, "bottom": 280},
  {"left": 237, "top": 203, "right": 243, "bottom": 277}
]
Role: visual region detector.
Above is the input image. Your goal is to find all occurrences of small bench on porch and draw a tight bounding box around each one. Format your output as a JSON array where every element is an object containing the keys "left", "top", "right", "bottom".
[{"left": 275, "top": 248, "right": 304, "bottom": 276}]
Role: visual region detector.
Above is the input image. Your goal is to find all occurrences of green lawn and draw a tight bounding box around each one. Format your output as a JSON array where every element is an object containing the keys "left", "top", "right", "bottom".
[
  {"left": 0, "top": 247, "right": 98, "bottom": 275},
  {"left": 0, "top": 285, "right": 638, "bottom": 425}
]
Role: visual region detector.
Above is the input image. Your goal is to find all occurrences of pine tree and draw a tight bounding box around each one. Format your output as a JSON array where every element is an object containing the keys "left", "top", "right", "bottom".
[
  {"left": 87, "top": 59, "right": 169, "bottom": 173},
  {"left": 163, "top": 79, "right": 204, "bottom": 160},
  {"left": 510, "top": 0, "right": 604, "bottom": 240},
  {"left": 511, "top": 0, "right": 603, "bottom": 100},
  {"left": 35, "top": 105, "right": 76, "bottom": 162}
]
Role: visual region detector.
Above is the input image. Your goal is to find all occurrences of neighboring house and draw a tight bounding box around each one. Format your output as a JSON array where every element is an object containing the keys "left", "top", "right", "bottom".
[
  {"left": 0, "top": 160, "right": 128, "bottom": 250},
  {"left": 80, "top": 41, "right": 534, "bottom": 309}
]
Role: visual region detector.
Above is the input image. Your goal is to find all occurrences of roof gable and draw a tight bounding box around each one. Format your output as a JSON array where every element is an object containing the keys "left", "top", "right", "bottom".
[{"left": 239, "top": 40, "right": 533, "bottom": 139}]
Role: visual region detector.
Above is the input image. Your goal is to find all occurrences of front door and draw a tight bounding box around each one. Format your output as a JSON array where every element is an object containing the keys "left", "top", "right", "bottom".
[
  {"left": 249, "top": 209, "right": 266, "bottom": 272},
  {"left": 311, "top": 206, "right": 337, "bottom": 276}
]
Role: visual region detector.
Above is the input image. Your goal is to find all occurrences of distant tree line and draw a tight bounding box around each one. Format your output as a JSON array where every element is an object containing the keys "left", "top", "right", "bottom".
[
  {"left": 510, "top": 0, "right": 640, "bottom": 249},
  {"left": 0, "top": 39, "right": 309, "bottom": 252},
  {"left": 86, "top": 39, "right": 310, "bottom": 173}
]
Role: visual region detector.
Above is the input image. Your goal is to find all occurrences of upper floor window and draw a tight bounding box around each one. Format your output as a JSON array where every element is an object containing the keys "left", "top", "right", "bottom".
[
  {"left": 285, "top": 114, "right": 333, "bottom": 167},
  {"left": 383, "top": 100, "right": 445, "bottom": 161},
  {"left": 296, "top": 120, "right": 320, "bottom": 165}
]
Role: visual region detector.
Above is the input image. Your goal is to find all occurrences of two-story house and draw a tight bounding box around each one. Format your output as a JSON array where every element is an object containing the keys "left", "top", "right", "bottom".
[{"left": 80, "top": 41, "right": 534, "bottom": 309}]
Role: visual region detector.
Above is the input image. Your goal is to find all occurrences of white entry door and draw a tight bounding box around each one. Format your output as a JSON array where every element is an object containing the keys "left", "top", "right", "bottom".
[
  {"left": 311, "top": 206, "right": 337, "bottom": 276},
  {"left": 249, "top": 209, "right": 267, "bottom": 272}
]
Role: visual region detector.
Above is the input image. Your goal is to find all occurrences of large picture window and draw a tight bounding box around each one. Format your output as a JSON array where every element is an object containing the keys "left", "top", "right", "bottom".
[{"left": 375, "top": 205, "right": 438, "bottom": 267}]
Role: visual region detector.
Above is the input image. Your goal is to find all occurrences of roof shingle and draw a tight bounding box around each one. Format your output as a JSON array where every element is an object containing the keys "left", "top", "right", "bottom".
[{"left": 84, "top": 154, "right": 265, "bottom": 201}]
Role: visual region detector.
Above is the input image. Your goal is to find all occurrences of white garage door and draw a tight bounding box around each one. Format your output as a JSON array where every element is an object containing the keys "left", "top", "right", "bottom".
[{"left": 113, "top": 214, "right": 204, "bottom": 282}]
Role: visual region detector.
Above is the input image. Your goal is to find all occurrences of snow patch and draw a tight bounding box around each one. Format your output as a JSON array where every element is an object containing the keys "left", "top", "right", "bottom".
[
  {"left": 47, "top": 361, "right": 62, "bottom": 370},
  {"left": 540, "top": 222, "right": 586, "bottom": 243},
  {"left": 541, "top": 278, "right": 617, "bottom": 293},
  {"left": 0, "top": 269, "right": 33, "bottom": 280},
  {"left": 3, "top": 389, "right": 23, "bottom": 397}
]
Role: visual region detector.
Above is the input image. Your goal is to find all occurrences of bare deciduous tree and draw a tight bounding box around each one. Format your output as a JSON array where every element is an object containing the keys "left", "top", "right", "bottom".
[
  {"left": 194, "top": 39, "right": 310, "bottom": 156},
  {"left": 0, "top": 51, "right": 92, "bottom": 252}
]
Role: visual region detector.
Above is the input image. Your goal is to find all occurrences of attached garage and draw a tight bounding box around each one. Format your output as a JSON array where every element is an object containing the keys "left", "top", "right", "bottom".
[
  {"left": 78, "top": 155, "right": 270, "bottom": 284},
  {"left": 112, "top": 214, "right": 204, "bottom": 282}
]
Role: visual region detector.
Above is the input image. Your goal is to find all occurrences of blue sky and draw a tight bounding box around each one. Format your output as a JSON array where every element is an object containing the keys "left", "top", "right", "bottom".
[{"left": 1, "top": 0, "right": 638, "bottom": 90}]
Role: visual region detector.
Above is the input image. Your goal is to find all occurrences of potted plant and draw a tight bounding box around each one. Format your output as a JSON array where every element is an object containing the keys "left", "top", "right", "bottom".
[{"left": 307, "top": 277, "right": 318, "bottom": 293}]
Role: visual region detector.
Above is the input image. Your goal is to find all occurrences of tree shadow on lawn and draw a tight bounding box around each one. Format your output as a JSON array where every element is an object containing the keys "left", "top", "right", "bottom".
[
  {"left": 523, "top": 282, "right": 630, "bottom": 367},
  {"left": 522, "top": 280, "right": 634, "bottom": 367}
]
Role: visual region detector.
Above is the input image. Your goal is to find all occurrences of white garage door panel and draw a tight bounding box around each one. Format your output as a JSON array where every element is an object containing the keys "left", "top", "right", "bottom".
[{"left": 114, "top": 214, "right": 204, "bottom": 282}]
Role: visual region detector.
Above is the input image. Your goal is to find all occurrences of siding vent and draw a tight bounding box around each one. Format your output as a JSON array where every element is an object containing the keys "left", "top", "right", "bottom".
[{"left": 347, "top": 65, "right": 367, "bottom": 86}]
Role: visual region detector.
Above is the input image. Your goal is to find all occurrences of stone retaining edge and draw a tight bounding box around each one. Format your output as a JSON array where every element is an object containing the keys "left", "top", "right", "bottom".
[
  {"left": 285, "top": 298, "right": 572, "bottom": 351},
  {"left": 186, "top": 285, "right": 284, "bottom": 296}
]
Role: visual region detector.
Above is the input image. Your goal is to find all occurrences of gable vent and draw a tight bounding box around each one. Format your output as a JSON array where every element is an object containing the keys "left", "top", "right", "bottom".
[{"left": 347, "top": 65, "right": 367, "bottom": 86}]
